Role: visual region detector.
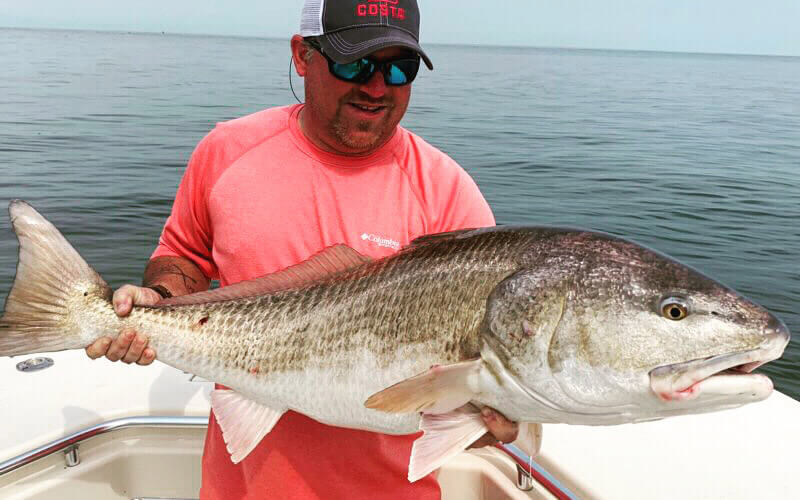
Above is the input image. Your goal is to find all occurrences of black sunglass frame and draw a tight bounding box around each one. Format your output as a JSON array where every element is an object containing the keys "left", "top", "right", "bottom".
[{"left": 305, "top": 38, "right": 420, "bottom": 86}]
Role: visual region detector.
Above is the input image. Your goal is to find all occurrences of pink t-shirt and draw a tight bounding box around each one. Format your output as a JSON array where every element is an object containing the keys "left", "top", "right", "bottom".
[{"left": 153, "top": 104, "right": 495, "bottom": 499}]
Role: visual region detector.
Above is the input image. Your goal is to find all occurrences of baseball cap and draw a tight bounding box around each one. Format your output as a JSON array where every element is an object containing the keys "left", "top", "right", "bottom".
[{"left": 300, "top": 0, "right": 433, "bottom": 70}]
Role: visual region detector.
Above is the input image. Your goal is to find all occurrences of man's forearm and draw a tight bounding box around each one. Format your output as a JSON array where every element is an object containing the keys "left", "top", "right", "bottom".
[{"left": 143, "top": 256, "right": 210, "bottom": 297}]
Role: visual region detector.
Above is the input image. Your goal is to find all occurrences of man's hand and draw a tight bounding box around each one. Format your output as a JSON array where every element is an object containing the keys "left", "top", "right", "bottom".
[
  {"left": 468, "top": 407, "right": 519, "bottom": 448},
  {"left": 85, "top": 285, "right": 161, "bottom": 365}
]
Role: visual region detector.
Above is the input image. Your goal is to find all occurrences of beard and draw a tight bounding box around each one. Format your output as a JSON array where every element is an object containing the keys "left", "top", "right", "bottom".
[
  {"left": 331, "top": 117, "right": 388, "bottom": 150},
  {"left": 330, "top": 92, "right": 396, "bottom": 152}
]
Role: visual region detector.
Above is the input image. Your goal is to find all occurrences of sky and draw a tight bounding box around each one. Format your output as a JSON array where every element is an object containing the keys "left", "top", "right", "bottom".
[{"left": 2, "top": 0, "right": 799, "bottom": 57}]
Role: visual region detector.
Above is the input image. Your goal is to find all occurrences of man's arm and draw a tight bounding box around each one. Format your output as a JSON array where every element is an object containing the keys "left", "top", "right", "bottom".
[
  {"left": 84, "top": 255, "right": 210, "bottom": 365},
  {"left": 143, "top": 255, "right": 211, "bottom": 296}
]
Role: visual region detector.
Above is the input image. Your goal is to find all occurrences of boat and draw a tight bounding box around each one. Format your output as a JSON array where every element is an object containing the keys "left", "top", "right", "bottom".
[{"left": 1, "top": 351, "right": 798, "bottom": 499}]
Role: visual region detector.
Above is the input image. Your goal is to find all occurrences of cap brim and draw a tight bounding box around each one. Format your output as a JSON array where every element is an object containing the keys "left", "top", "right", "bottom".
[{"left": 317, "top": 27, "right": 433, "bottom": 70}]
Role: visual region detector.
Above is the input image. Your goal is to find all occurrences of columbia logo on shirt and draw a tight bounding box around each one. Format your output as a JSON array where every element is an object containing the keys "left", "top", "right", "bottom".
[{"left": 360, "top": 233, "right": 401, "bottom": 250}]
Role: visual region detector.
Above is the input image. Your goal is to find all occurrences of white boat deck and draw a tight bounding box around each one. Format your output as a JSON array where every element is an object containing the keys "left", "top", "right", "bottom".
[
  {"left": 2, "top": 350, "right": 798, "bottom": 499},
  {"left": 538, "top": 391, "right": 800, "bottom": 499},
  {"left": 1, "top": 351, "right": 212, "bottom": 461}
]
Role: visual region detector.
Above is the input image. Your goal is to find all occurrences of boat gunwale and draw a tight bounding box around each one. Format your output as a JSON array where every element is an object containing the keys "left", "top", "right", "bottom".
[
  {"left": 0, "top": 415, "right": 564, "bottom": 499},
  {"left": 0, "top": 415, "right": 208, "bottom": 476}
]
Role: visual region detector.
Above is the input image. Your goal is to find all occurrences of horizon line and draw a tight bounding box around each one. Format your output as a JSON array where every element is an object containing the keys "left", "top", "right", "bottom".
[{"left": 3, "top": 25, "right": 799, "bottom": 60}]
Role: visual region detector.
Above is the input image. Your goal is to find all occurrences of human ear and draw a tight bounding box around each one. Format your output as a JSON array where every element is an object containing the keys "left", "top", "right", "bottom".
[{"left": 290, "top": 34, "right": 310, "bottom": 77}]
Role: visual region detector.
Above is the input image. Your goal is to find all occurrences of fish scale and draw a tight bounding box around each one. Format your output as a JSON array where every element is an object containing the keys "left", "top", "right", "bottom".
[{"left": 89, "top": 239, "right": 516, "bottom": 418}]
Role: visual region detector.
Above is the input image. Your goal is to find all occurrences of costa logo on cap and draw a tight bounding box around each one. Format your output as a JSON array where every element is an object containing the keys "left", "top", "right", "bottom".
[
  {"left": 300, "top": 0, "right": 433, "bottom": 70},
  {"left": 358, "top": 0, "right": 406, "bottom": 20}
]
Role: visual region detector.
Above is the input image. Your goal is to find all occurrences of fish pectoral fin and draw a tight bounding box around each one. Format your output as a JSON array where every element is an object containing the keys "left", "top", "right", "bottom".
[
  {"left": 210, "top": 390, "right": 286, "bottom": 463},
  {"left": 408, "top": 405, "right": 489, "bottom": 482},
  {"left": 364, "top": 359, "right": 483, "bottom": 414}
]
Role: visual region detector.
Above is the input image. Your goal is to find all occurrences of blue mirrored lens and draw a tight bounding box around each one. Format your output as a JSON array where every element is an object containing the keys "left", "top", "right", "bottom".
[
  {"left": 332, "top": 59, "right": 372, "bottom": 81},
  {"left": 385, "top": 59, "right": 420, "bottom": 85},
  {"left": 385, "top": 64, "right": 409, "bottom": 85}
]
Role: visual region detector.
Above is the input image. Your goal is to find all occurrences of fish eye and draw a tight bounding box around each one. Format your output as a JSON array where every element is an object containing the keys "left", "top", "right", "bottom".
[{"left": 660, "top": 297, "right": 689, "bottom": 320}]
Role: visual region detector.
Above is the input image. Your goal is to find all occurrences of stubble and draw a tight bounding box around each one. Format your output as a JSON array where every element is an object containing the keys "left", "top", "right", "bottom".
[{"left": 331, "top": 92, "right": 395, "bottom": 151}]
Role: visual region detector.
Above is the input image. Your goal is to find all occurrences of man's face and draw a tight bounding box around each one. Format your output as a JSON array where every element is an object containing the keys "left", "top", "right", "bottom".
[{"left": 297, "top": 39, "right": 413, "bottom": 156}]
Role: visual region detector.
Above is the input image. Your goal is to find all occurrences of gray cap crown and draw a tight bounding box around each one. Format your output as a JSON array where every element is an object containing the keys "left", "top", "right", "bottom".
[{"left": 300, "top": 0, "right": 433, "bottom": 70}]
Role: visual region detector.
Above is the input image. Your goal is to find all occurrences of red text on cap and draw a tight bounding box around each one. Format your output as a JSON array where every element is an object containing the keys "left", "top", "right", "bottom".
[{"left": 357, "top": 0, "right": 406, "bottom": 20}]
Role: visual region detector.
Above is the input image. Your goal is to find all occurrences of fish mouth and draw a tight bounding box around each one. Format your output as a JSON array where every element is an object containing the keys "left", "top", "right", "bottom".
[{"left": 649, "top": 320, "right": 790, "bottom": 402}]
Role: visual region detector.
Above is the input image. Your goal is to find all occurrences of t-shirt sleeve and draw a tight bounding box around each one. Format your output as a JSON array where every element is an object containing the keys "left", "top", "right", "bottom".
[
  {"left": 150, "top": 131, "right": 220, "bottom": 279},
  {"left": 429, "top": 159, "right": 496, "bottom": 233}
]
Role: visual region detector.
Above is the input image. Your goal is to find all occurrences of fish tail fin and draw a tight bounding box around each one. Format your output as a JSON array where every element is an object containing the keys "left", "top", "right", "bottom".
[{"left": 0, "top": 200, "right": 112, "bottom": 356}]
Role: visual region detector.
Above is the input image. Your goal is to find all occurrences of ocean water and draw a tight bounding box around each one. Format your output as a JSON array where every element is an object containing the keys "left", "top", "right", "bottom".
[{"left": 1, "top": 28, "right": 798, "bottom": 399}]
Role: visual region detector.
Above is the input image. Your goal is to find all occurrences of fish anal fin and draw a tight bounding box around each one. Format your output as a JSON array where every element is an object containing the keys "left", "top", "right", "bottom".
[
  {"left": 155, "top": 245, "right": 371, "bottom": 307},
  {"left": 408, "top": 405, "right": 488, "bottom": 482},
  {"left": 210, "top": 390, "right": 286, "bottom": 463},
  {"left": 364, "top": 359, "right": 483, "bottom": 414}
]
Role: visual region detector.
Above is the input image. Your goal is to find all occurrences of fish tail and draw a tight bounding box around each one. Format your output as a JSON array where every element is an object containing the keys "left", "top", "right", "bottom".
[{"left": 0, "top": 200, "right": 113, "bottom": 356}]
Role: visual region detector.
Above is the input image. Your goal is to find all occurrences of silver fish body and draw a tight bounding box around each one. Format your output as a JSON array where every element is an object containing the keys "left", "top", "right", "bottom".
[{"left": 0, "top": 200, "right": 790, "bottom": 480}]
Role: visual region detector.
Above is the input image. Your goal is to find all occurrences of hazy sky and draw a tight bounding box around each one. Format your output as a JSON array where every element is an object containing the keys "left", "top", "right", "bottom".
[{"left": 3, "top": 0, "right": 799, "bottom": 56}]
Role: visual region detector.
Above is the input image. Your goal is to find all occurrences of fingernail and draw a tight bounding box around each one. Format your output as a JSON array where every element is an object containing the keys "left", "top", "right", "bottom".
[{"left": 481, "top": 407, "right": 492, "bottom": 418}]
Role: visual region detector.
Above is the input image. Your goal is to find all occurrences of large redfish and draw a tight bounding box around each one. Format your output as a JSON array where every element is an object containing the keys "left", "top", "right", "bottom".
[{"left": 0, "top": 201, "right": 789, "bottom": 481}]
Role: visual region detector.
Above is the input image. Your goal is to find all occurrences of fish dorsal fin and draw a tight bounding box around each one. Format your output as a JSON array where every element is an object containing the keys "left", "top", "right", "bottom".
[
  {"left": 154, "top": 244, "right": 371, "bottom": 307},
  {"left": 364, "top": 359, "right": 483, "bottom": 414},
  {"left": 408, "top": 405, "right": 489, "bottom": 482},
  {"left": 408, "top": 228, "right": 481, "bottom": 248},
  {"left": 210, "top": 390, "right": 286, "bottom": 463}
]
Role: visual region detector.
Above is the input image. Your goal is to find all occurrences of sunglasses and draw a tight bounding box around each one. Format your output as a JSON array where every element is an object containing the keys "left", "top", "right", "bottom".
[{"left": 306, "top": 39, "right": 420, "bottom": 86}]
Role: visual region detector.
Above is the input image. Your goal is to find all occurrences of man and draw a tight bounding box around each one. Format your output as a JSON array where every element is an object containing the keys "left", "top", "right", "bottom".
[{"left": 86, "top": 1, "right": 518, "bottom": 498}]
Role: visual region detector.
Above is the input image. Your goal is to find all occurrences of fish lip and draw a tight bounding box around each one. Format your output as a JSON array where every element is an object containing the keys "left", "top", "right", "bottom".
[
  {"left": 648, "top": 327, "right": 789, "bottom": 402},
  {"left": 649, "top": 350, "right": 766, "bottom": 402}
]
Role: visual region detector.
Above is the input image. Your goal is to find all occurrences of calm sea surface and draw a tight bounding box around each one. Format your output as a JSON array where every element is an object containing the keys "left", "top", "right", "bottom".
[{"left": 1, "top": 28, "right": 798, "bottom": 399}]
